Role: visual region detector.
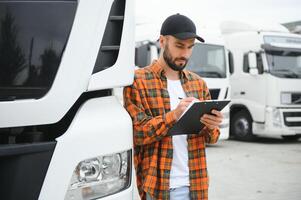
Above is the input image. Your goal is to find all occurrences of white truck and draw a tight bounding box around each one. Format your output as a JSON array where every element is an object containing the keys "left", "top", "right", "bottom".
[
  {"left": 0, "top": 0, "right": 135, "bottom": 199},
  {"left": 221, "top": 21, "right": 301, "bottom": 141},
  {"left": 135, "top": 30, "right": 231, "bottom": 139}
]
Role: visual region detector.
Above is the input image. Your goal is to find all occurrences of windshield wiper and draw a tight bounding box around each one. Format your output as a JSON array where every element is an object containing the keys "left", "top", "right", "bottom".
[
  {"left": 198, "top": 71, "right": 223, "bottom": 78},
  {"left": 0, "top": 87, "right": 47, "bottom": 101},
  {"left": 271, "top": 69, "right": 299, "bottom": 78}
]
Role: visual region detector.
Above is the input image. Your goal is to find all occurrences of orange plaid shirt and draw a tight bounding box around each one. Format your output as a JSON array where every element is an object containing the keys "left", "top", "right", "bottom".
[{"left": 123, "top": 61, "right": 220, "bottom": 200}]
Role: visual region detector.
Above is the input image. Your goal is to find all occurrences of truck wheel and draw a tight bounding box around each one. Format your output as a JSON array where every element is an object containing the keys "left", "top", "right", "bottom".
[
  {"left": 282, "top": 135, "right": 301, "bottom": 141},
  {"left": 230, "top": 110, "right": 255, "bottom": 141}
]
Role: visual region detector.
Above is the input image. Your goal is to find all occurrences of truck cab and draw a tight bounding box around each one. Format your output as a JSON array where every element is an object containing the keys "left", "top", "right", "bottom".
[
  {"left": 0, "top": 0, "right": 135, "bottom": 199},
  {"left": 221, "top": 21, "right": 301, "bottom": 141},
  {"left": 185, "top": 31, "right": 231, "bottom": 139}
]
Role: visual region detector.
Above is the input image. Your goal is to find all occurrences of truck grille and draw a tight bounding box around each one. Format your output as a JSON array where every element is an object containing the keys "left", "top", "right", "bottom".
[
  {"left": 292, "top": 93, "right": 301, "bottom": 104},
  {"left": 283, "top": 112, "right": 301, "bottom": 127}
]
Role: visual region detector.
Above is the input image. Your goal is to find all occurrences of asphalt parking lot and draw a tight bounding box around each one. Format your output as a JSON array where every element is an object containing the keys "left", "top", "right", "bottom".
[
  {"left": 207, "top": 137, "right": 301, "bottom": 200},
  {"left": 134, "top": 137, "right": 301, "bottom": 200}
]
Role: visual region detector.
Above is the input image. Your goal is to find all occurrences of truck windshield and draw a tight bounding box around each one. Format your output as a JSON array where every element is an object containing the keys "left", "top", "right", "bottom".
[
  {"left": 186, "top": 43, "right": 227, "bottom": 78},
  {"left": 266, "top": 51, "right": 301, "bottom": 79},
  {"left": 0, "top": 1, "right": 76, "bottom": 101}
]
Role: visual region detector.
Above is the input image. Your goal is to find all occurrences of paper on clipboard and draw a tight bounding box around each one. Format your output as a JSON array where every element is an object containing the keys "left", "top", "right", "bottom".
[{"left": 168, "top": 99, "right": 230, "bottom": 135}]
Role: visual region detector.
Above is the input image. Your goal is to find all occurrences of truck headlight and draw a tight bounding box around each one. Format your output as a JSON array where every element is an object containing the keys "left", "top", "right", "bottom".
[
  {"left": 272, "top": 108, "right": 282, "bottom": 127},
  {"left": 65, "top": 150, "right": 131, "bottom": 200}
]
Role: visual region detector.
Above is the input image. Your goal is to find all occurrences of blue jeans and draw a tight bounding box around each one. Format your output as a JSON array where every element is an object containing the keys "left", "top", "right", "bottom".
[{"left": 146, "top": 186, "right": 190, "bottom": 200}]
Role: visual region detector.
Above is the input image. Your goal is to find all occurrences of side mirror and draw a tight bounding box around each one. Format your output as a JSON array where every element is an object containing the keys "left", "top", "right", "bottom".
[
  {"left": 248, "top": 52, "right": 257, "bottom": 69},
  {"left": 228, "top": 51, "right": 234, "bottom": 74},
  {"left": 248, "top": 52, "right": 258, "bottom": 75}
]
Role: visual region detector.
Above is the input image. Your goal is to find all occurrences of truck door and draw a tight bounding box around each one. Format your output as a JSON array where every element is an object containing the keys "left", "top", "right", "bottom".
[{"left": 234, "top": 52, "right": 266, "bottom": 122}]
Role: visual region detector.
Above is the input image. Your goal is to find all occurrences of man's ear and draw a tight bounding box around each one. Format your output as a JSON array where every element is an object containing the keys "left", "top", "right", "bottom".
[{"left": 159, "top": 35, "right": 165, "bottom": 49}]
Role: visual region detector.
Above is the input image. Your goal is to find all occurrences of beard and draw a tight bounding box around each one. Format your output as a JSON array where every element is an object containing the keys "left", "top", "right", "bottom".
[{"left": 163, "top": 44, "right": 188, "bottom": 72}]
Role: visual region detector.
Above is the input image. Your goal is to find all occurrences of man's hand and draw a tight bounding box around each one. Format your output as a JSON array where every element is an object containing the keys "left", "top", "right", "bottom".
[
  {"left": 173, "top": 97, "right": 196, "bottom": 120},
  {"left": 200, "top": 110, "right": 223, "bottom": 130}
]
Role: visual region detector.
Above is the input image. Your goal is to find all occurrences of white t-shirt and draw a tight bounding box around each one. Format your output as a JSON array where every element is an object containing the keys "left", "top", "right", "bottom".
[{"left": 167, "top": 79, "right": 190, "bottom": 189}]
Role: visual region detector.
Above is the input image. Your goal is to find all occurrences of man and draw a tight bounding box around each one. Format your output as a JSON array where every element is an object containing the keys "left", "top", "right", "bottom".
[{"left": 124, "top": 14, "right": 223, "bottom": 200}]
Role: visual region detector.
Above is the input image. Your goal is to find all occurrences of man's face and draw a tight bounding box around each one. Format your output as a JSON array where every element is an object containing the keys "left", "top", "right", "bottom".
[{"left": 161, "top": 36, "right": 195, "bottom": 71}]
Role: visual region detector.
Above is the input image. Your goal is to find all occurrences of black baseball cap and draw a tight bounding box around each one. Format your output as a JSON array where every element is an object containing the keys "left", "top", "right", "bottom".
[{"left": 160, "top": 13, "right": 205, "bottom": 42}]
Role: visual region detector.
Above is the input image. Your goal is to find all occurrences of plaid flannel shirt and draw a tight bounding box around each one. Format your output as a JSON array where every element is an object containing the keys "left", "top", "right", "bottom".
[{"left": 123, "top": 61, "right": 220, "bottom": 200}]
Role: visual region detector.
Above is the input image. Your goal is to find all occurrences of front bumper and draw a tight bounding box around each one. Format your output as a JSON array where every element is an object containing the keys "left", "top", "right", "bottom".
[
  {"left": 94, "top": 187, "right": 133, "bottom": 200},
  {"left": 253, "top": 107, "right": 301, "bottom": 136},
  {"left": 219, "top": 110, "right": 229, "bottom": 140}
]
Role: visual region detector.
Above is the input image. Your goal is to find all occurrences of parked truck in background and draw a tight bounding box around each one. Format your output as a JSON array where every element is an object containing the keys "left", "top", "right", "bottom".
[
  {"left": 135, "top": 30, "right": 231, "bottom": 139},
  {"left": 0, "top": 0, "right": 134, "bottom": 199},
  {"left": 221, "top": 21, "right": 301, "bottom": 141}
]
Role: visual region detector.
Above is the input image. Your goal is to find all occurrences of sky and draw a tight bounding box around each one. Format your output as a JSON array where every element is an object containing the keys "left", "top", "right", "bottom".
[{"left": 135, "top": 0, "right": 301, "bottom": 40}]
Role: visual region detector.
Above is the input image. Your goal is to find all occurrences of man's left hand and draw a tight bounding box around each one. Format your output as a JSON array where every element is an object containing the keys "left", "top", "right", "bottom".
[{"left": 200, "top": 110, "right": 223, "bottom": 130}]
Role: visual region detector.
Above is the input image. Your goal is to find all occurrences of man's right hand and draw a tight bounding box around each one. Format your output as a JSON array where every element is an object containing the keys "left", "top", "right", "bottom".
[{"left": 173, "top": 97, "right": 197, "bottom": 120}]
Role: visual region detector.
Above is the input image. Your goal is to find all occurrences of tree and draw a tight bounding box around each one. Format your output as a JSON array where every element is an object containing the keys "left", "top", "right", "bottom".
[
  {"left": 0, "top": 11, "right": 26, "bottom": 86},
  {"left": 39, "top": 45, "right": 60, "bottom": 87}
]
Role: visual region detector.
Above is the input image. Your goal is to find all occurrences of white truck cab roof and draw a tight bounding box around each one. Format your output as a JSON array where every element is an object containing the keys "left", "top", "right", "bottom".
[{"left": 220, "top": 21, "right": 290, "bottom": 35}]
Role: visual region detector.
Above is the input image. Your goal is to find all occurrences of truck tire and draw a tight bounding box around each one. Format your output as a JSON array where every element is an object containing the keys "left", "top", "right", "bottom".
[{"left": 230, "top": 110, "right": 255, "bottom": 141}]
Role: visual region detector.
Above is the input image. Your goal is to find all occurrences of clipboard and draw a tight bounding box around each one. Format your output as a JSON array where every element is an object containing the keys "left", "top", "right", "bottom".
[{"left": 167, "top": 100, "right": 230, "bottom": 135}]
